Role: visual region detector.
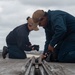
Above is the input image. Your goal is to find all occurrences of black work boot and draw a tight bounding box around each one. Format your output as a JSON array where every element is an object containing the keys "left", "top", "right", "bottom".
[{"left": 2, "top": 46, "right": 8, "bottom": 59}]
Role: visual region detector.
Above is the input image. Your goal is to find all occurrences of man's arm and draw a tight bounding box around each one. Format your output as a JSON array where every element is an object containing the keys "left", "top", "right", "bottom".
[
  {"left": 43, "top": 29, "right": 52, "bottom": 54},
  {"left": 49, "top": 15, "right": 67, "bottom": 47},
  {"left": 17, "top": 33, "right": 32, "bottom": 51}
]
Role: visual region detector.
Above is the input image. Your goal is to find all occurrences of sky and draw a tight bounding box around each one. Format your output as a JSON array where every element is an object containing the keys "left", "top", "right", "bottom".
[{"left": 0, "top": 0, "right": 75, "bottom": 51}]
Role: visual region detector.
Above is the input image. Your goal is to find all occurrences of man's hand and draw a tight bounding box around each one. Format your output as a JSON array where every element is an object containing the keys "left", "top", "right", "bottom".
[
  {"left": 40, "top": 54, "right": 46, "bottom": 60},
  {"left": 32, "top": 47, "right": 35, "bottom": 50},
  {"left": 31, "top": 45, "right": 39, "bottom": 51},
  {"left": 48, "top": 45, "right": 54, "bottom": 52},
  {"left": 26, "top": 45, "right": 35, "bottom": 50}
]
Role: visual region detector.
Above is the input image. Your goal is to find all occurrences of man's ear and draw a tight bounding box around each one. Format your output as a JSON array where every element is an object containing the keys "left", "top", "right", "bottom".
[
  {"left": 28, "top": 24, "right": 33, "bottom": 31},
  {"left": 28, "top": 24, "right": 33, "bottom": 29},
  {"left": 28, "top": 24, "right": 32, "bottom": 27}
]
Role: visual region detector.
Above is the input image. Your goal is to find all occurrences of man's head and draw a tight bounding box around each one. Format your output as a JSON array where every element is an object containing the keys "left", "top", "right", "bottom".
[
  {"left": 32, "top": 10, "right": 48, "bottom": 27},
  {"left": 27, "top": 17, "right": 39, "bottom": 31}
]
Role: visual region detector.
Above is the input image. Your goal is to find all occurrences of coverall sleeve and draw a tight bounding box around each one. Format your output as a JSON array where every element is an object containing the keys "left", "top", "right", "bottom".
[
  {"left": 50, "top": 15, "right": 67, "bottom": 47},
  {"left": 43, "top": 30, "right": 52, "bottom": 54}
]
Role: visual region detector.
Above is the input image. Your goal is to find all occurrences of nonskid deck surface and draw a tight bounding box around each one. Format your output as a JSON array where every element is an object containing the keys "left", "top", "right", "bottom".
[{"left": 0, "top": 55, "right": 75, "bottom": 75}]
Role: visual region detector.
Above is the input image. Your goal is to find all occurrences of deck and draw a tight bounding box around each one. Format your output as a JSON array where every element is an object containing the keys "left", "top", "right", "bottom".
[{"left": 0, "top": 53, "right": 75, "bottom": 75}]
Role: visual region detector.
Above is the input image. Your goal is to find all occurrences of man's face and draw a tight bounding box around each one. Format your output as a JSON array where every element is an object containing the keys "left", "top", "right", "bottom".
[{"left": 38, "top": 16, "right": 48, "bottom": 27}]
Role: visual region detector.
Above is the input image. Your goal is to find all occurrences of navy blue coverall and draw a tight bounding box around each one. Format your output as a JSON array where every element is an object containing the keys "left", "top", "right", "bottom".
[
  {"left": 6, "top": 23, "right": 32, "bottom": 59},
  {"left": 44, "top": 10, "right": 75, "bottom": 62}
]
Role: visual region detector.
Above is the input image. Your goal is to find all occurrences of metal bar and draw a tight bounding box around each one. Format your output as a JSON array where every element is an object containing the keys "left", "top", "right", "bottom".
[
  {"left": 24, "top": 57, "right": 34, "bottom": 75},
  {"left": 30, "top": 66, "right": 35, "bottom": 75},
  {"left": 32, "top": 56, "right": 36, "bottom": 65},
  {"left": 42, "top": 63, "right": 53, "bottom": 75},
  {"left": 44, "top": 61, "right": 66, "bottom": 75},
  {"left": 38, "top": 57, "right": 42, "bottom": 65},
  {"left": 23, "top": 58, "right": 31, "bottom": 73},
  {"left": 39, "top": 66, "right": 46, "bottom": 75}
]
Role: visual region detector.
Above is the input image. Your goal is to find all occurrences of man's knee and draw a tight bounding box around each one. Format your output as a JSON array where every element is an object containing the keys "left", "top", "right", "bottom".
[
  {"left": 58, "top": 51, "right": 75, "bottom": 62},
  {"left": 9, "top": 54, "right": 27, "bottom": 59},
  {"left": 8, "top": 45, "right": 27, "bottom": 59}
]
